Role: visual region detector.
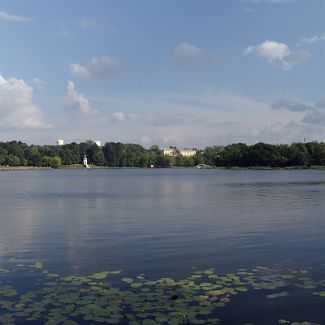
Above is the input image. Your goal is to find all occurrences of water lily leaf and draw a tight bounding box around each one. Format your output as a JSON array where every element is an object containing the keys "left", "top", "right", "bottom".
[
  {"left": 207, "top": 290, "right": 225, "bottom": 296},
  {"left": 31, "top": 262, "right": 43, "bottom": 269},
  {"left": 131, "top": 283, "right": 143, "bottom": 289},
  {"left": 47, "top": 273, "right": 60, "bottom": 278},
  {"left": 89, "top": 271, "right": 111, "bottom": 280}
]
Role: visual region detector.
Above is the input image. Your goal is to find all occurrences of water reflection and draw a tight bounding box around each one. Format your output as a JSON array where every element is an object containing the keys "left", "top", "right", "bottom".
[{"left": 0, "top": 169, "right": 325, "bottom": 277}]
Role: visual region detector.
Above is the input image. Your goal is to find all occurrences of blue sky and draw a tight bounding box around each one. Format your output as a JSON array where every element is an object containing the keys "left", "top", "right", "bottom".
[{"left": 0, "top": 0, "right": 325, "bottom": 147}]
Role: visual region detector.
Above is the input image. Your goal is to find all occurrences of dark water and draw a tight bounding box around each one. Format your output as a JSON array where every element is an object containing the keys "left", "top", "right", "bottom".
[{"left": 1, "top": 168, "right": 325, "bottom": 324}]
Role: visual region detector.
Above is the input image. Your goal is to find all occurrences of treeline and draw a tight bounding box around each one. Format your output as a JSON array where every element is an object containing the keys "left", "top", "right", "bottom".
[
  {"left": 203, "top": 142, "right": 325, "bottom": 167},
  {"left": 1, "top": 140, "right": 325, "bottom": 168}
]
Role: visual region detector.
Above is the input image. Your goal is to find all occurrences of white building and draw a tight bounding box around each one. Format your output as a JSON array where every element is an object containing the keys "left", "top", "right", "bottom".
[
  {"left": 83, "top": 155, "right": 88, "bottom": 166},
  {"left": 163, "top": 146, "right": 177, "bottom": 156},
  {"left": 180, "top": 148, "right": 197, "bottom": 157},
  {"left": 56, "top": 139, "right": 64, "bottom": 146},
  {"left": 95, "top": 140, "right": 101, "bottom": 147}
]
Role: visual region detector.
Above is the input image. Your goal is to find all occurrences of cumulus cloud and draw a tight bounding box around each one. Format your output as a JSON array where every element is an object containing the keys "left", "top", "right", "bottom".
[
  {"left": 0, "top": 74, "right": 51, "bottom": 129},
  {"left": 0, "top": 11, "right": 31, "bottom": 22},
  {"left": 245, "top": 40, "right": 309, "bottom": 70},
  {"left": 111, "top": 112, "right": 126, "bottom": 122},
  {"left": 64, "top": 81, "right": 96, "bottom": 115},
  {"left": 173, "top": 42, "right": 213, "bottom": 69},
  {"left": 70, "top": 55, "right": 128, "bottom": 80}
]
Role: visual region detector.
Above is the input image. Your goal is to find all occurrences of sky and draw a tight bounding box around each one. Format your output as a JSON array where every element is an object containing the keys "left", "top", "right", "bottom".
[{"left": 0, "top": 0, "right": 325, "bottom": 148}]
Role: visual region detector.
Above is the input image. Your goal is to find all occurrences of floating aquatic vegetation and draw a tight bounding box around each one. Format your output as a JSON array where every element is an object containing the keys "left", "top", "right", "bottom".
[
  {"left": 266, "top": 291, "right": 289, "bottom": 299},
  {"left": 0, "top": 268, "right": 9, "bottom": 275},
  {"left": 0, "top": 261, "right": 324, "bottom": 324},
  {"left": 30, "top": 261, "right": 43, "bottom": 269},
  {"left": 278, "top": 320, "right": 319, "bottom": 325}
]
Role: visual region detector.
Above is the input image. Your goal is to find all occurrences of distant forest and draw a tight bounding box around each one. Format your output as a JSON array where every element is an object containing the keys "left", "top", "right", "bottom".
[{"left": 1, "top": 140, "right": 325, "bottom": 168}]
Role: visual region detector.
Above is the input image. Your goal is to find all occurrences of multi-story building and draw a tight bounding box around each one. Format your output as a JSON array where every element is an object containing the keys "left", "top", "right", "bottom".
[
  {"left": 163, "top": 146, "right": 197, "bottom": 157},
  {"left": 56, "top": 139, "right": 64, "bottom": 146},
  {"left": 180, "top": 148, "right": 197, "bottom": 157},
  {"left": 163, "top": 146, "right": 177, "bottom": 156}
]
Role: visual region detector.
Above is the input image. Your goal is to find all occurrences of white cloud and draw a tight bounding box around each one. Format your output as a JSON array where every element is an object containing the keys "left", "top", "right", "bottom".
[
  {"left": 45, "top": 88, "right": 325, "bottom": 147},
  {"left": 0, "top": 11, "right": 31, "bottom": 22},
  {"left": 173, "top": 42, "right": 213, "bottom": 69},
  {"left": 64, "top": 81, "right": 96, "bottom": 115},
  {"left": 298, "top": 33, "right": 325, "bottom": 46},
  {"left": 245, "top": 40, "right": 309, "bottom": 70},
  {"left": 70, "top": 55, "right": 128, "bottom": 80},
  {"left": 111, "top": 112, "right": 126, "bottom": 122},
  {"left": 93, "top": 90, "right": 310, "bottom": 146},
  {"left": 32, "top": 78, "right": 46, "bottom": 89},
  {"left": 0, "top": 74, "right": 51, "bottom": 129},
  {"left": 70, "top": 64, "right": 88, "bottom": 78}
]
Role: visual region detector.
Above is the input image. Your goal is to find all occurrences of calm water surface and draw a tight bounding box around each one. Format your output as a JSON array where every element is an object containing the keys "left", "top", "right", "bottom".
[{"left": 1, "top": 168, "right": 325, "bottom": 324}]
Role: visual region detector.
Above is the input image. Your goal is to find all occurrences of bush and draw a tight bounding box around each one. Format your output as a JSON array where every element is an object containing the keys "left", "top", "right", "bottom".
[{"left": 41, "top": 156, "right": 61, "bottom": 169}]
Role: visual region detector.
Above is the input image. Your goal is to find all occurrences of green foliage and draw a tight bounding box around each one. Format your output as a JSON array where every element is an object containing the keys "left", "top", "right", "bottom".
[
  {"left": 103, "top": 142, "right": 150, "bottom": 167},
  {"left": 1, "top": 140, "right": 325, "bottom": 168},
  {"left": 58, "top": 143, "right": 80, "bottom": 165},
  {"left": 203, "top": 142, "right": 317, "bottom": 168},
  {"left": 41, "top": 156, "right": 61, "bottom": 169},
  {"left": 0, "top": 261, "right": 323, "bottom": 325},
  {"left": 6, "top": 154, "right": 21, "bottom": 166}
]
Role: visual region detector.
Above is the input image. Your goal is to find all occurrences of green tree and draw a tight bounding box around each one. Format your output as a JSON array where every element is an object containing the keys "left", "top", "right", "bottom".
[
  {"left": 306, "top": 142, "right": 325, "bottom": 165},
  {"left": 41, "top": 156, "right": 61, "bottom": 169},
  {"left": 58, "top": 143, "right": 80, "bottom": 165},
  {"left": 93, "top": 148, "right": 106, "bottom": 166},
  {"left": 287, "top": 143, "right": 310, "bottom": 166},
  {"left": 202, "top": 146, "right": 223, "bottom": 166},
  {"left": 221, "top": 143, "right": 248, "bottom": 167},
  {"left": 6, "top": 154, "right": 21, "bottom": 166}
]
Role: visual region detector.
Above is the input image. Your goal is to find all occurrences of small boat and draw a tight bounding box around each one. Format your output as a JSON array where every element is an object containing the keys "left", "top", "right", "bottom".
[{"left": 196, "top": 164, "right": 210, "bottom": 169}]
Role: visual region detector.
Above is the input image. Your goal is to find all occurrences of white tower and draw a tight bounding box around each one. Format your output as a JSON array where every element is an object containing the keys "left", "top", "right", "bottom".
[
  {"left": 56, "top": 139, "right": 64, "bottom": 146},
  {"left": 83, "top": 155, "right": 88, "bottom": 167}
]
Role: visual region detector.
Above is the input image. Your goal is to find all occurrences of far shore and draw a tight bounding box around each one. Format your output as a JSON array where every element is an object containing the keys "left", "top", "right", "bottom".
[{"left": 1, "top": 165, "right": 325, "bottom": 171}]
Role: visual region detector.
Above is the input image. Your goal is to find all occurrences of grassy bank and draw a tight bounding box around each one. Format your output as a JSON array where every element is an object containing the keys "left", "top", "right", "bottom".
[
  {"left": 2, "top": 165, "right": 325, "bottom": 171},
  {"left": 0, "top": 166, "right": 51, "bottom": 171},
  {"left": 224, "top": 165, "right": 325, "bottom": 170}
]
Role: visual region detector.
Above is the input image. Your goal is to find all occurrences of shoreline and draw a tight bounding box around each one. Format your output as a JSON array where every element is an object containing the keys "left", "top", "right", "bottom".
[
  {"left": 1, "top": 165, "right": 325, "bottom": 171},
  {"left": 0, "top": 166, "right": 51, "bottom": 171}
]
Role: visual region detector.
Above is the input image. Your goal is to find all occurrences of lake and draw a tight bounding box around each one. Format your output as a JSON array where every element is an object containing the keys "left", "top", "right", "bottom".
[{"left": 0, "top": 168, "right": 325, "bottom": 324}]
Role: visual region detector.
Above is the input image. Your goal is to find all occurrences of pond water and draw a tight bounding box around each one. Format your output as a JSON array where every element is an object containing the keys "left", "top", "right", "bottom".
[{"left": 0, "top": 168, "right": 325, "bottom": 324}]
